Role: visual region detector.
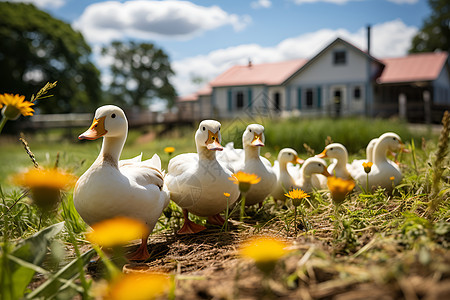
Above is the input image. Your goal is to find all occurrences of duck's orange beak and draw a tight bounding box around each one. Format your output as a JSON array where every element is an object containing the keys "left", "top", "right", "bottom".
[
  {"left": 206, "top": 130, "right": 223, "bottom": 151},
  {"left": 316, "top": 149, "right": 327, "bottom": 158},
  {"left": 322, "top": 168, "right": 331, "bottom": 177},
  {"left": 79, "top": 116, "right": 107, "bottom": 140},
  {"left": 251, "top": 133, "right": 264, "bottom": 147},
  {"left": 293, "top": 155, "right": 304, "bottom": 165}
]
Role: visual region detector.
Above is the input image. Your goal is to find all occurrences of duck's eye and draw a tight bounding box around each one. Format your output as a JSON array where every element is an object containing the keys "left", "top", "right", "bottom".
[
  {"left": 202, "top": 126, "right": 206, "bottom": 131},
  {"left": 111, "top": 113, "right": 116, "bottom": 118},
  {"left": 392, "top": 137, "right": 396, "bottom": 140},
  {"left": 249, "top": 129, "right": 252, "bottom": 132},
  {"left": 330, "top": 148, "right": 333, "bottom": 151}
]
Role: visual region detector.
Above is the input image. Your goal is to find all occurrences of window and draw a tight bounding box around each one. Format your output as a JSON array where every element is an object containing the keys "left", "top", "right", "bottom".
[
  {"left": 236, "top": 91, "right": 244, "bottom": 109},
  {"left": 306, "top": 89, "right": 314, "bottom": 107},
  {"left": 333, "top": 50, "right": 346, "bottom": 65},
  {"left": 274, "top": 92, "right": 281, "bottom": 111},
  {"left": 353, "top": 87, "right": 361, "bottom": 100}
]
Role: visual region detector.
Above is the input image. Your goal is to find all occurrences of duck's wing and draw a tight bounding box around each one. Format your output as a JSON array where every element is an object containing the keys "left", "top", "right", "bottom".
[
  {"left": 218, "top": 142, "right": 243, "bottom": 165},
  {"left": 167, "top": 153, "right": 198, "bottom": 177},
  {"left": 119, "top": 153, "right": 143, "bottom": 167},
  {"left": 120, "top": 160, "right": 165, "bottom": 191}
]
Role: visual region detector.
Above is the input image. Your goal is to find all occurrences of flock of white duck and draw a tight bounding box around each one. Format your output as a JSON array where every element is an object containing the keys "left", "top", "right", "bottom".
[{"left": 74, "top": 105, "right": 406, "bottom": 260}]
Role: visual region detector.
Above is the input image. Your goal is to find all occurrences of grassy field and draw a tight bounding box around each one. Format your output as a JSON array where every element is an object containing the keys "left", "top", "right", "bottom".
[{"left": 0, "top": 116, "right": 448, "bottom": 299}]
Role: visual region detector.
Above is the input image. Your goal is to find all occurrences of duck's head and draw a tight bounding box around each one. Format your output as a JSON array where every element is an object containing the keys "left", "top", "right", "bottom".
[
  {"left": 302, "top": 157, "right": 331, "bottom": 177},
  {"left": 243, "top": 124, "right": 265, "bottom": 147},
  {"left": 278, "top": 148, "right": 304, "bottom": 165},
  {"left": 377, "top": 132, "right": 403, "bottom": 153},
  {"left": 316, "top": 143, "right": 347, "bottom": 160},
  {"left": 196, "top": 120, "right": 223, "bottom": 151},
  {"left": 79, "top": 105, "right": 128, "bottom": 140}
]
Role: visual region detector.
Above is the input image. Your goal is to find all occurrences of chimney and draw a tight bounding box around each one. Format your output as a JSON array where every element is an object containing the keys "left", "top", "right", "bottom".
[{"left": 367, "top": 25, "right": 371, "bottom": 55}]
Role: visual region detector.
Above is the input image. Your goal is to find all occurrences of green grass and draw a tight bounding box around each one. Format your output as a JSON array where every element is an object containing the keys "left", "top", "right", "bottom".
[{"left": 0, "top": 116, "right": 448, "bottom": 299}]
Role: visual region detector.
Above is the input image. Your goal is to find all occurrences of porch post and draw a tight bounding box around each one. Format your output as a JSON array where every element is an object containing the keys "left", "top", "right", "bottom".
[{"left": 399, "top": 93, "right": 407, "bottom": 120}]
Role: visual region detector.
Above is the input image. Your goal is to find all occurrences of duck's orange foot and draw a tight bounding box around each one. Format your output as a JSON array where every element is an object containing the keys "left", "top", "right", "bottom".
[
  {"left": 207, "top": 213, "right": 225, "bottom": 226},
  {"left": 127, "top": 242, "right": 150, "bottom": 261},
  {"left": 177, "top": 219, "right": 206, "bottom": 234}
]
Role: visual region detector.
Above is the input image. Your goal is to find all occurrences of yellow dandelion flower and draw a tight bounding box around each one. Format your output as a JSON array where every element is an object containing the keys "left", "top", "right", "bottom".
[
  {"left": 362, "top": 161, "right": 373, "bottom": 174},
  {"left": 164, "top": 146, "right": 175, "bottom": 154},
  {"left": 105, "top": 272, "right": 171, "bottom": 300},
  {"left": 327, "top": 176, "right": 355, "bottom": 205},
  {"left": 284, "top": 188, "right": 309, "bottom": 207},
  {"left": 12, "top": 168, "right": 76, "bottom": 211},
  {"left": 86, "top": 216, "right": 149, "bottom": 248},
  {"left": 229, "top": 171, "right": 261, "bottom": 193},
  {"left": 224, "top": 192, "right": 230, "bottom": 197},
  {"left": 390, "top": 176, "right": 395, "bottom": 181},
  {"left": 239, "top": 236, "right": 289, "bottom": 275},
  {"left": 0, "top": 93, "right": 35, "bottom": 120}
]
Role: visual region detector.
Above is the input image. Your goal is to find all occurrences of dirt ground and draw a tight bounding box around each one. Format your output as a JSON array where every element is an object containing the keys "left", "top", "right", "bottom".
[{"left": 82, "top": 201, "right": 450, "bottom": 300}]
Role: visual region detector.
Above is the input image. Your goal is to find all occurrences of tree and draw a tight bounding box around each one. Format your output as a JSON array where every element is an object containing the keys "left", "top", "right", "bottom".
[
  {"left": 409, "top": 0, "right": 450, "bottom": 53},
  {"left": 102, "top": 41, "right": 177, "bottom": 108},
  {"left": 0, "top": 2, "right": 102, "bottom": 113}
]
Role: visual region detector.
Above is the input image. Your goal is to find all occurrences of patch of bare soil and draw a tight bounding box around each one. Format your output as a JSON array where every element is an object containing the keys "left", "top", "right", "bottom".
[{"left": 84, "top": 201, "right": 450, "bottom": 300}]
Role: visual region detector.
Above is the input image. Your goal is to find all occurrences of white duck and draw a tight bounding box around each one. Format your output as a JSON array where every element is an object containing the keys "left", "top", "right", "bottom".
[
  {"left": 350, "top": 138, "right": 378, "bottom": 170},
  {"left": 295, "top": 157, "right": 331, "bottom": 193},
  {"left": 352, "top": 132, "right": 404, "bottom": 192},
  {"left": 74, "top": 105, "right": 169, "bottom": 261},
  {"left": 316, "top": 143, "right": 353, "bottom": 180},
  {"left": 165, "top": 120, "right": 240, "bottom": 234},
  {"left": 271, "top": 148, "right": 304, "bottom": 201},
  {"left": 218, "top": 124, "right": 276, "bottom": 206}
]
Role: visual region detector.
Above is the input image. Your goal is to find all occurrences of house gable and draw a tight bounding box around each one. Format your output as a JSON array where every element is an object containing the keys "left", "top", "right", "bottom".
[{"left": 284, "top": 38, "right": 383, "bottom": 86}]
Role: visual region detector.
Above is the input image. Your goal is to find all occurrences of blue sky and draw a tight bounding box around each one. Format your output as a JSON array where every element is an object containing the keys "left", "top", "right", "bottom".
[{"left": 4, "top": 0, "right": 432, "bottom": 101}]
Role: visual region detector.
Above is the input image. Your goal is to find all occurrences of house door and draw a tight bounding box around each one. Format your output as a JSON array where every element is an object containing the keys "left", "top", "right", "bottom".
[{"left": 333, "top": 89, "right": 342, "bottom": 117}]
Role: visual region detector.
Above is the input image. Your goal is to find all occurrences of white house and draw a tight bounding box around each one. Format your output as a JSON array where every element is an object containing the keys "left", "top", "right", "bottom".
[{"left": 178, "top": 37, "right": 450, "bottom": 123}]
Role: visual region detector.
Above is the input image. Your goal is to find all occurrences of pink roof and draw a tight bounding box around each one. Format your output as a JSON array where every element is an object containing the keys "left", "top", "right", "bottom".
[
  {"left": 378, "top": 52, "right": 448, "bottom": 84},
  {"left": 210, "top": 59, "right": 308, "bottom": 87},
  {"left": 197, "top": 84, "right": 212, "bottom": 96},
  {"left": 177, "top": 93, "right": 197, "bottom": 102}
]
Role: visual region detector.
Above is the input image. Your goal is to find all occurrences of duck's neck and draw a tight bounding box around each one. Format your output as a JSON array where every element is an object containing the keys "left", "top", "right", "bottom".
[
  {"left": 98, "top": 135, "right": 127, "bottom": 168},
  {"left": 334, "top": 155, "right": 348, "bottom": 167},
  {"left": 279, "top": 160, "right": 288, "bottom": 172},
  {"left": 197, "top": 145, "right": 217, "bottom": 161},
  {"left": 373, "top": 142, "right": 388, "bottom": 165},
  {"left": 244, "top": 145, "right": 260, "bottom": 160}
]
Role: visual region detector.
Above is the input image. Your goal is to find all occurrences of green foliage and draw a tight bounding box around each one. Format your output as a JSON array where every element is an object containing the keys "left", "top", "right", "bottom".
[
  {"left": 0, "top": 222, "right": 64, "bottom": 300},
  {"left": 0, "top": 3, "right": 102, "bottom": 113},
  {"left": 409, "top": 0, "right": 450, "bottom": 53},
  {"left": 102, "top": 41, "right": 177, "bottom": 108}
]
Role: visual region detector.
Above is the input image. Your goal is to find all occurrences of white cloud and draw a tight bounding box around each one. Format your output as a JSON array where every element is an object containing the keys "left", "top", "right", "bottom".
[
  {"left": 251, "top": 0, "right": 272, "bottom": 9},
  {"left": 0, "top": 0, "right": 65, "bottom": 9},
  {"left": 172, "top": 19, "right": 417, "bottom": 96},
  {"left": 73, "top": 0, "right": 251, "bottom": 44}
]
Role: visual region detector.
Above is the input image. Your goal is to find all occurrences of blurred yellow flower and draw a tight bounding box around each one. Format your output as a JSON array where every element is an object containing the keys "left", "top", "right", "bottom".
[
  {"left": 0, "top": 93, "right": 34, "bottom": 120},
  {"left": 229, "top": 171, "right": 261, "bottom": 193},
  {"left": 87, "top": 217, "right": 149, "bottom": 248},
  {"left": 12, "top": 168, "right": 76, "bottom": 211},
  {"left": 239, "top": 236, "right": 289, "bottom": 275},
  {"left": 284, "top": 188, "right": 309, "bottom": 207},
  {"left": 164, "top": 146, "right": 175, "bottom": 154},
  {"left": 327, "top": 176, "right": 355, "bottom": 205},
  {"left": 105, "top": 272, "right": 171, "bottom": 300},
  {"left": 224, "top": 192, "right": 230, "bottom": 197},
  {"left": 390, "top": 176, "right": 395, "bottom": 181},
  {"left": 362, "top": 162, "right": 373, "bottom": 174}
]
